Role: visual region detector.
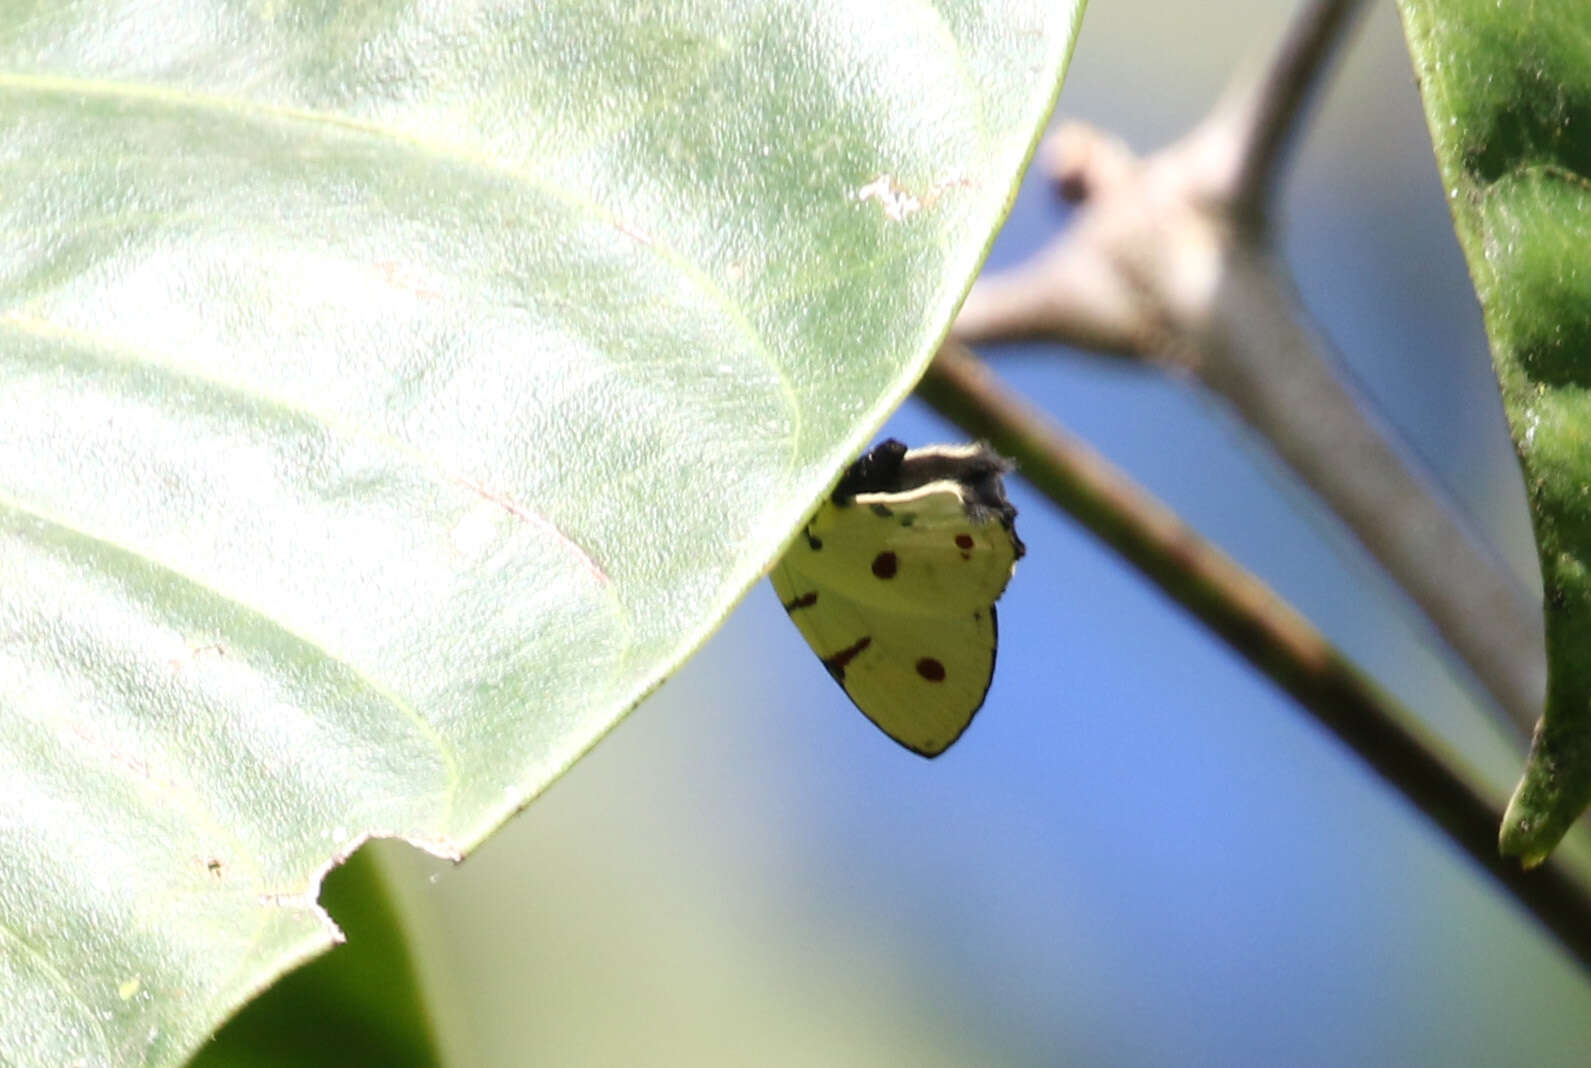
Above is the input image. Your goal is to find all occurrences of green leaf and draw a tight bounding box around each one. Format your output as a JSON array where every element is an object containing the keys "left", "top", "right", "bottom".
[
  {"left": 1397, "top": 0, "right": 1591, "bottom": 865},
  {"left": 191, "top": 844, "right": 447, "bottom": 1068},
  {"left": 0, "top": 0, "right": 1081, "bottom": 1062}
]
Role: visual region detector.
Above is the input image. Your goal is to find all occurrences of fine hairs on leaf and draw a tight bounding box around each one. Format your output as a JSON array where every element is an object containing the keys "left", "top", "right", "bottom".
[
  {"left": 0, "top": 2, "right": 1080, "bottom": 1063},
  {"left": 1397, "top": 0, "right": 1591, "bottom": 868}
]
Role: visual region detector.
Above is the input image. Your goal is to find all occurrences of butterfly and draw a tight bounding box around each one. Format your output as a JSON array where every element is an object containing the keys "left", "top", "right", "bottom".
[{"left": 770, "top": 439, "right": 1024, "bottom": 756}]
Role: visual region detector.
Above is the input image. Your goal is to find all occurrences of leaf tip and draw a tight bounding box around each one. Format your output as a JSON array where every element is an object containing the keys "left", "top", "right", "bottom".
[{"left": 1500, "top": 752, "right": 1575, "bottom": 869}]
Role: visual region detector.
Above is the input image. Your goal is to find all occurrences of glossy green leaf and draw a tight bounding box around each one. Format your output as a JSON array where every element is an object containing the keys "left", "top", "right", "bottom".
[
  {"left": 0, "top": 1, "right": 1082, "bottom": 1062},
  {"left": 1397, "top": 0, "right": 1591, "bottom": 865}
]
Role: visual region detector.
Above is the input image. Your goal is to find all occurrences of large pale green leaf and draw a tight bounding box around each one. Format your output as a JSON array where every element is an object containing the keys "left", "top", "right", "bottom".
[
  {"left": 0, "top": 1, "right": 1081, "bottom": 1063},
  {"left": 1397, "top": 0, "right": 1591, "bottom": 865},
  {"left": 191, "top": 845, "right": 446, "bottom": 1068}
]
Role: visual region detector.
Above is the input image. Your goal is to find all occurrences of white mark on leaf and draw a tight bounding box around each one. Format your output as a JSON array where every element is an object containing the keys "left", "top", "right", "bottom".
[
  {"left": 857, "top": 173, "right": 973, "bottom": 222},
  {"left": 857, "top": 175, "right": 921, "bottom": 221}
]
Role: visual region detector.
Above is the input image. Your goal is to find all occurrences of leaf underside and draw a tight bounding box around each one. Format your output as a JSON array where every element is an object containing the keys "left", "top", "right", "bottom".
[{"left": 0, "top": 0, "right": 1083, "bottom": 1062}]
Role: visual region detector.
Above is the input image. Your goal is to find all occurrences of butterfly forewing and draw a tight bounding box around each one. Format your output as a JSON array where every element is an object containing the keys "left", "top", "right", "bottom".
[{"left": 796, "top": 481, "right": 1019, "bottom": 616}]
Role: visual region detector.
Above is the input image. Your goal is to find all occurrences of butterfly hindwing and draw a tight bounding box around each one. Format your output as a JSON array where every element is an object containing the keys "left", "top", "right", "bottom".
[
  {"left": 770, "top": 439, "right": 1022, "bottom": 757},
  {"left": 771, "top": 558, "right": 997, "bottom": 756}
]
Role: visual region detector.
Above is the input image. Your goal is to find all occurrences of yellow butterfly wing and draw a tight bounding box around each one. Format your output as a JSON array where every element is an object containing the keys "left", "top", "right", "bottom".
[
  {"left": 770, "top": 554, "right": 997, "bottom": 757},
  {"left": 797, "top": 480, "right": 1020, "bottom": 615},
  {"left": 770, "top": 439, "right": 1023, "bottom": 757}
]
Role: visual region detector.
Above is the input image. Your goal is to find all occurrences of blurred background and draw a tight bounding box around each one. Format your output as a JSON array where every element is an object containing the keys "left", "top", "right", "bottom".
[{"left": 378, "top": 1, "right": 1591, "bottom": 1064}]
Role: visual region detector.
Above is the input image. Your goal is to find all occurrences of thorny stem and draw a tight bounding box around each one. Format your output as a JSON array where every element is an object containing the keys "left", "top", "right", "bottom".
[
  {"left": 918, "top": 340, "right": 1591, "bottom": 977},
  {"left": 1222, "top": 0, "right": 1366, "bottom": 222},
  {"left": 952, "top": 0, "right": 1546, "bottom": 741},
  {"left": 1197, "top": 246, "right": 1546, "bottom": 743}
]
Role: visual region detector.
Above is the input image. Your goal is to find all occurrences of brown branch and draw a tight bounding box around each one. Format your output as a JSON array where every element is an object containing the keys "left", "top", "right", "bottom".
[{"left": 917, "top": 339, "right": 1591, "bottom": 977}]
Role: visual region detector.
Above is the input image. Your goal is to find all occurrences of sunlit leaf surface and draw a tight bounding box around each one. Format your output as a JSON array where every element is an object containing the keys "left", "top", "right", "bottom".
[{"left": 0, "top": 0, "right": 1081, "bottom": 1062}]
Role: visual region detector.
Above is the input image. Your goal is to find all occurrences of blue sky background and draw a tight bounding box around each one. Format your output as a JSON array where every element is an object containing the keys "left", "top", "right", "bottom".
[{"left": 390, "top": 3, "right": 1591, "bottom": 1064}]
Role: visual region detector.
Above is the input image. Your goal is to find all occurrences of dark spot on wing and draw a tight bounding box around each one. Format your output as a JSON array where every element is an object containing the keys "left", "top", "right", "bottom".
[
  {"left": 804, "top": 530, "right": 823, "bottom": 551},
  {"left": 782, "top": 591, "right": 818, "bottom": 612},
  {"left": 955, "top": 534, "right": 975, "bottom": 549},
  {"left": 822, "top": 636, "right": 872, "bottom": 680},
  {"left": 872, "top": 551, "right": 898, "bottom": 579},
  {"left": 898, "top": 513, "right": 917, "bottom": 527},
  {"left": 871, "top": 503, "right": 893, "bottom": 518},
  {"left": 916, "top": 657, "right": 946, "bottom": 682}
]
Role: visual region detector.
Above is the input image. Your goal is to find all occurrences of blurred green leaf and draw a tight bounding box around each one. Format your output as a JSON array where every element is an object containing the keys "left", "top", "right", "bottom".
[
  {"left": 0, "top": 0, "right": 1081, "bottom": 1063},
  {"left": 1397, "top": 0, "right": 1591, "bottom": 864},
  {"left": 192, "top": 844, "right": 446, "bottom": 1068}
]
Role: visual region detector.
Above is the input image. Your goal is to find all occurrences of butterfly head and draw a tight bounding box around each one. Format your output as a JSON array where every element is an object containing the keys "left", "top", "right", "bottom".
[{"left": 833, "top": 439, "right": 1024, "bottom": 559}]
